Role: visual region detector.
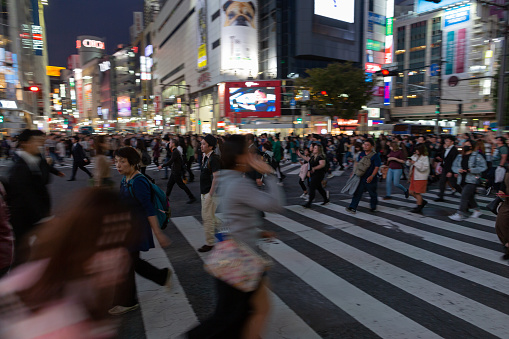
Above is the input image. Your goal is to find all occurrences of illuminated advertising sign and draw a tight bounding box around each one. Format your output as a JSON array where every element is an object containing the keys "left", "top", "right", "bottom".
[
  {"left": 365, "top": 63, "right": 382, "bottom": 73},
  {"left": 220, "top": 0, "right": 258, "bottom": 77},
  {"left": 46, "top": 66, "right": 65, "bottom": 77},
  {"left": 145, "top": 45, "right": 153, "bottom": 57},
  {"left": 367, "top": 39, "right": 384, "bottom": 52},
  {"left": 133, "top": 12, "right": 143, "bottom": 37},
  {"left": 117, "top": 96, "right": 132, "bottom": 117},
  {"left": 384, "top": 79, "right": 391, "bottom": 106},
  {"left": 368, "top": 12, "right": 385, "bottom": 26},
  {"left": 76, "top": 39, "right": 105, "bottom": 50},
  {"left": 31, "top": 25, "right": 43, "bottom": 52},
  {"left": 224, "top": 81, "right": 281, "bottom": 119},
  {"left": 197, "top": 0, "right": 208, "bottom": 69},
  {"left": 314, "top": 0, "right": 355, "bottom": 24},
  {"left": 75, "top": 69, "right": 84, "bottom": 117},
  {"left": 444, "top": 4, "right": 470, "bottom": 28},
  {"left": 385, "top": 35, "right": 393, "bottom": 64},
  {"left": 415, "top": 0, "right": 464, "bottom": 14},
  {"left": 386, "top": 18, "right": 393, "bottom": 35}
]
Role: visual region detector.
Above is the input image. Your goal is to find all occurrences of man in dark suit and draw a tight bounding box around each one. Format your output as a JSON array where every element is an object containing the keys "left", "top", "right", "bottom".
[
  {"left": 435, "top": 136, "right": 462, "bottom": 201},
  {"left": 68, "top": 135, "right": 93, "bottom": 181},
  {"left": 6, "top": 129, "right": 65, "bottom": 265}
]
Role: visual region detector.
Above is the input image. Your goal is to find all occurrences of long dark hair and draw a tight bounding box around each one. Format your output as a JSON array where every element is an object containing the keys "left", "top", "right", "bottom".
[{"left": 222, "top": 134, "right": 247, "bottom": 170}]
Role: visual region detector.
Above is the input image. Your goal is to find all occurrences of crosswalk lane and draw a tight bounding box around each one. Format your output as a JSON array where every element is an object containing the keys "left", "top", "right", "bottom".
[{"left": 132, "top": 191, "right": 509, "bottom": 338}]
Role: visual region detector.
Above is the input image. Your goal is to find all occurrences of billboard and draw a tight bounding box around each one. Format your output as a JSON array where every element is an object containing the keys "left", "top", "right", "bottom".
[
  {"left": 117, "top": 96, "right": 132, "bottom": 117},
  {"left": 442, "top": 4, "right": 470, "bottom": 76},
  {"left": 197, "top": 0, "right": 208, "bottom": 69},
  {"left": 220, "top": 0, "right": 258, "bottom": 77},
  {"left": 415, "top": 0, "right": 463, "bottom": 14},
  {"left": 224, "top": 81, "right": 281, "bottom": 119},
  {"left": 314, "top": 0, "right": 355, "bottom": 24},
  {"left": 76, "top": 36, "right": 105, "bottom": 66}
]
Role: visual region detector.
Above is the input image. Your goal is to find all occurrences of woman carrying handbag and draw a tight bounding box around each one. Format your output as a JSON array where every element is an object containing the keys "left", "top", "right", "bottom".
[{"left": 188, "top": 135, "right": 285, "bottom": 339}]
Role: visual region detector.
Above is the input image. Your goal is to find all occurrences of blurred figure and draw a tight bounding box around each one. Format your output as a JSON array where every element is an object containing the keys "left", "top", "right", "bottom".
[
  {"left": 187, "top": 135, "right": 284, "bottom": 339},
  {"left": 93, "top": 135, "right": 113, "bottom": 188},
  {"left": 68, "top": 136, "right": 93, "bottom": 181},
  {"left": 6, "top": 129, "right": 65, "bottom": 266},
  {"left": 0, "top": 182, "right": 13, "bottom": 278},
  {"left": 496, "top": 172, "right": 509, "bottom": 259},
  {"left": 299, "top": 143, "right": 329, "bottom": 208},
  {"left": 0, "top": 188, "right": 134, "bottom": 338},
  {"left": 408, "top": 144, "right": 430, "bottom": 213},
  {"left": 435, "top": 136, "right": 462, "bottom": 202}
]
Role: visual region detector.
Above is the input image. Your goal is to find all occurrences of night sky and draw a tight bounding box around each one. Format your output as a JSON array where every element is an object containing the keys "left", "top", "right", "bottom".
[{"left": 44, "top": 0, "right": 143, "bottom": 67}]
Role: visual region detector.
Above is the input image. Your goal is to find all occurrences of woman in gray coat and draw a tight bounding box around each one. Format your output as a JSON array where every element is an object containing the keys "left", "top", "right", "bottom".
[
  {"left": 188, "top": 134, "right": 285, "bottom": 339},
  {"left": 449, "top": 140, "right": 487, "bottom": 221}
]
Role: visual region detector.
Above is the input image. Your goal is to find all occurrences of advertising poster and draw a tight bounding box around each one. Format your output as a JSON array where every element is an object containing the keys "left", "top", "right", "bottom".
[
  {"left": 220, "top": 0, "right": 258, "bottom": 77},
  {"left": 117, "top": 96, "right": 132, "bottom": 117},
  {"left": 442, "top": 4, "right": 470, "bottom": 85},
  {"left": 197, "top": 0, "right": 208, "bottom": 69},
  {"left": 224, "top": 80, "right": 281, "bottom": 119}
]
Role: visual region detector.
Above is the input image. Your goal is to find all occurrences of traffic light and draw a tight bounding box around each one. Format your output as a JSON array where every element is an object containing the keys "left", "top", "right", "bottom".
[
  {"left": 0, "top": 115, "right": 3, "bottom": 123},
  {"left": 198, "top": 119, "right": 201, "bottom": 125},
  {"left": 435, "top": 104, "right": 440, "bottom": 114},
  {"left": 457, "top": 104, "right": 463, "bottom": 115},
  {"left": 376, "top": 69, "right": 399, "bottom": 77},
  {"left": 24, "top": 85, "right": 41, "bottom": 92},
  {"left": 321, "top": 91, "right": 327, "bottom": 95}
]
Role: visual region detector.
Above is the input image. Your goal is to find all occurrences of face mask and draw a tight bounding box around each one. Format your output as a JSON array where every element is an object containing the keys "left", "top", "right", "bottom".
[{"left": 463, "top": 146, "right": 471, "bottom": 152}]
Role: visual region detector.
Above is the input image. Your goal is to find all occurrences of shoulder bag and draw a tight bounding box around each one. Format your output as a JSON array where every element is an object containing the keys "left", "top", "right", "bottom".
[{"left": 353, "top": 151, "right": 376, "bottom": 177}]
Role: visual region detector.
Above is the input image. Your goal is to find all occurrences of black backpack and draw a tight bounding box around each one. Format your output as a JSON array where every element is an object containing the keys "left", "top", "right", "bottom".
[
  {"left": 141, "top": 150, "right": 151, "bottom": 166},
  {"left": 264, "top": 152, "right": 278, "bottom": 170}
]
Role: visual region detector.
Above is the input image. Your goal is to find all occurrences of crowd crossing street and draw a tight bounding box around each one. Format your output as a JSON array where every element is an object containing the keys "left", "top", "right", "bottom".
[{"left": 21, "top": 155, "right": 505, "bottom": 339}]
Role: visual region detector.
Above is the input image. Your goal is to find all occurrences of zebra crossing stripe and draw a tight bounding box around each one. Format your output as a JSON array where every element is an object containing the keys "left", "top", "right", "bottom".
[
  {"left": 278, "top": 207, "right": 509, "bottom": 337},
  {"left": 428, "top": 189, "right": 493, "bottom": 202},
  {"left": 335, "top": 200, "right": 503, "bottom": 263},
  {"left": 275, "top": 208, "right": 509, "bottom": 296},
  {"left": 170, "top": 216, "right": 321, "bottom": 339},
  {"left": 136, "top": 245, "right": 198, "bottom": 339},
  {"left": 418, "top": 192, "right": 495, "bottom": 209},
  {"left": 376, "top": 196, "right": 495, "bottom": 228},
  {"left": 391, "top": 194, "right": 493, "bottom": 217}
]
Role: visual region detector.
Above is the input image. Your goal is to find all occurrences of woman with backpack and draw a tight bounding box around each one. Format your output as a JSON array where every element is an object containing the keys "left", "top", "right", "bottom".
[
  {"left": 111, "top": 146, "right": 172, "bottom": 316},
  {"left": 299, "top": 143, "right": 329, "bottom": 208}
]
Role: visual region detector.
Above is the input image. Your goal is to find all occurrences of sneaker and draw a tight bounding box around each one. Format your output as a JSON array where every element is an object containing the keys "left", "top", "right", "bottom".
[
  {"left": 405, "top": 190, "right": 410, "bottom": 199},
  {"left": 300, "top": 193, "right": 307, "bottom": 199},
  {"left": 277, "top": 182, "right": 284, "bottom": 186},
  {"left": 370, "top": 208, "right": 377, "bottom": 213},
  {"left": 186, "top": 197, "right": 197, "bottom": 204},
  {"left": 302, "top": 203, "right": 311, "bottom": 208},
  {"left": 326, "top": 190, "right": 330, "bottom": 199},
  {"left": 449, "top": 213, "right": 465, "bottom": 221},
  {"left": 471, "top": 210, "right": 482, "bottom": 218},
  {"left": 198, "top": 245, "right": 214, "bottom": 253},
  {"left": 327, "top": 174, "right": 334, "bottom": 179},
  {"left": 108, "top": 304, "right": 139, "bottom": 316},
  {"left": 345, "top": 207, "right": 356, "bottom": 214},
  {"left": 321, "top": 199, "right": 330, "bottom": 206}
]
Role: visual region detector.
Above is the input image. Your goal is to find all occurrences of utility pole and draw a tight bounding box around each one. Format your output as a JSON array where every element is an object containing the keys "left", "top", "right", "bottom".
[{"left": 496, "top": 13, "right": 508, "bottom": 135}]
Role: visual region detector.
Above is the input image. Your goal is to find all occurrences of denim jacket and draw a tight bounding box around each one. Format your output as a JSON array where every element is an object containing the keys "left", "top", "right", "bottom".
[{"left": 452, "top": 151, "right": 487, "bottom": 185}]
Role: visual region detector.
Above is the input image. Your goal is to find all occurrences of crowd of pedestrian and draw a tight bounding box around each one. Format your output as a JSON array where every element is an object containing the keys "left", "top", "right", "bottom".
[{"left": 0, "top": 128, "right": 508, "bottom": 338}]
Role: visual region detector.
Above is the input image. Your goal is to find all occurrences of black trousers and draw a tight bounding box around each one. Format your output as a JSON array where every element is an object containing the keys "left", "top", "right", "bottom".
[
  {"left": 70, "top": 161, "right": 92, "bottom": 179},
  {"left": 187, "top": 278, "right": 254, "bottom": 339},
  {"left": 308, "top": 172, "right": 327, "bottom": 204},
  {"left": 299, "top": 178, "right": 307, "bottom": 192},
  {"left": 166, "top": 173, "right": 194, "bottom": 198},
  {"left": 116, "top": 251, "right": 168, "bottom": 307},
  {"left": 184, "top": 157, "right": 195, "bottom": 181},
  {"left": 437, "top": 171, "right": 462, "bottom": 198}
]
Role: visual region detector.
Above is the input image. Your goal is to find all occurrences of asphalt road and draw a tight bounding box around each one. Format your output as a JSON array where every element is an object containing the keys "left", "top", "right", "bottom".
[{"left": 3, "top": 157, "right": 508, "bottom": 339}]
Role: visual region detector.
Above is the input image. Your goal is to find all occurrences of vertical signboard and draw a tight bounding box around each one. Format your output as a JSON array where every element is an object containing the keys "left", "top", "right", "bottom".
[
  {"left": 442, "top": 4, "right": 470, "bottom": 79},
  {"left": 75, "top": 69, "right": 84, "bottom": 118},
  {"left": 384, "top": 0, "right": 395, "bottom": 106},
  {"left": 197, "top": 0, "right": 208, "bottom": 69},
  {"left": 133, "top": 12, "right": 144, "bottom": 37},
  {"left": 31, "top": 0, "right": 43, "bottom": 56},
  {"left": 220, "top": 0, "right": 258, "bottom": 78}
]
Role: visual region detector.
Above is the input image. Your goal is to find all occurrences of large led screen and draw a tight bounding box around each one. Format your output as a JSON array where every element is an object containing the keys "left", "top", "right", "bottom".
[
  {"left": 225, "top": 81, "right": 281, "bottom": 119},
  {"left": 415, "top": 0, "right": 463, "bottom": 14},
  {"left": 314, "top": 0, "right": 355, "bottom": 24}
]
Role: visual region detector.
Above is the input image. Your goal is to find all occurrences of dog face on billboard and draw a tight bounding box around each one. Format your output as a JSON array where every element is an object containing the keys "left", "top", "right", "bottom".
[{"left": 223, "top": 1, "right": 256, "bottom": 28}]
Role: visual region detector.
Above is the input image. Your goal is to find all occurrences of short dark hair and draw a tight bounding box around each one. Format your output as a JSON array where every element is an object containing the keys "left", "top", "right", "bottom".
[
  {"left": 18, "top": 129, "right": 38, "bottom": 143},
  {"left": 444, "top": 135, "right": 455, "bottom": 143},
  {"left": 364, "top": 139, "right": 375, "bottom": 147},
  {"left": 262, "top": 141, "right": 272, "bottom": 151},
  {"left": 497, "top": 136, "right": 507, "bottom": 144},
  {"left": 115, "top": 146, "right": 140, "bottom": 166}
]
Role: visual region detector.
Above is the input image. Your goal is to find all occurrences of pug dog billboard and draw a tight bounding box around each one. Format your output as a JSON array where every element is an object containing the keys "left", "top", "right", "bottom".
[{"left": 221, "top": 0, "right": 259, "bottom": 77}]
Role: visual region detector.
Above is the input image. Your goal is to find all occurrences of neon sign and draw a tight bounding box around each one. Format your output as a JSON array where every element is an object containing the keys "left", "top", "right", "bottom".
[{"left": 76, "top": 39, "right": 105, "bottom": 50}]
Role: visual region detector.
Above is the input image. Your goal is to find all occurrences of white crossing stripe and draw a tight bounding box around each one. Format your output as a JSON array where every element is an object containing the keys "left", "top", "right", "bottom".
[
  {"left": 268, "top": 209, "right": 509, "bottom": 338},
  {"left": 392, "top": 194, "right": 492, "bottom": 217},
  {"left": 171, "top": 216, "right": 321, "bottom": 339},
  {"left": 136, "top": 244, "right": 198, "bottom": 339},
  {"left": 338, "top": 200, "right": 503, "bottom": 263},
  {"left": 281, "top": 207, "right": 509, "bottom": 296},
  {"left": 428, "top": 189, "right": 493, "bottom": 202},
  {"left": 375, "top": 197, "right": 495, "bottom": 227}
]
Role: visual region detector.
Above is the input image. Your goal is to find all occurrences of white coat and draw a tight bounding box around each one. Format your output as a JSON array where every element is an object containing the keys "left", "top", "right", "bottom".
[{"left": 410, "top": 154, "right": 430, "bottom": 180}]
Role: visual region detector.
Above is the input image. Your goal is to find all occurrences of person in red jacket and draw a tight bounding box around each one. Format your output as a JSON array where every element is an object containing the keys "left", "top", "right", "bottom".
[{"left": 0, "top": 182, "right": 13, "bottom": 278}]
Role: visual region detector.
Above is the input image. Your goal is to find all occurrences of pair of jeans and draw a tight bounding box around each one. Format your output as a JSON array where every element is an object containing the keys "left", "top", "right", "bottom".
[
  {"left": 349, "top": 176, "right": 378, "bottom": 210},
  {"left": 458, "top": 183, "right": 478, "bottom": 216},
  {"left": 163, "top": 156, "right": 170, "bottom": 178},
  {"left": 386, "top": 168, "right": 407, "bottom": 196}
]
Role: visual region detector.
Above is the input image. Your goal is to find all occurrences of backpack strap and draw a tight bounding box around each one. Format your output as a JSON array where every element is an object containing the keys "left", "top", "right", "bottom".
[{"left": 126, "top": 173, "right": 154, "bottom": 203}]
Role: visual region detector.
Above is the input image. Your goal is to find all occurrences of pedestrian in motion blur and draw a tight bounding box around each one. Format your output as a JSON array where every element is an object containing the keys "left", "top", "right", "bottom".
[
  {"left": 408, "top": 144, "right": 430, "bottom": 213},
  {"left": 0, "top": 188, "right": 135, "bottom": 338},
  {"left": 6, "top": 129, "right": 65, "bottom": 266},
  {"left": 68, "top": 135, "right": 93, "bottom": 181},
  {"left": 0, "top": 182, "right": 13, "bottom": 279},
  {"left": 449, "top": 140, "right": 487, "bottom": 221},
  {"left": 435, "top": 136, "right": 462, "bottom": 202},
  {"left": 496, "top": 172, "right": 509, "bottom": 259},
  {"left": 187, "top": 134, "right": 284, "bottom": 339},
  {"left": 298, "top": 143, "right": 329, "bottom": 208},
  {"left": 383, "top": 141, "right": 409, "bottom": 200}
]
